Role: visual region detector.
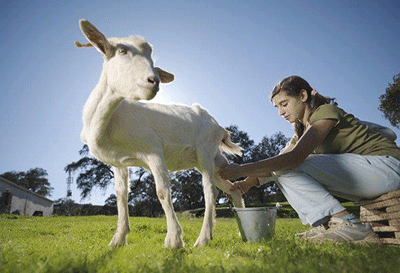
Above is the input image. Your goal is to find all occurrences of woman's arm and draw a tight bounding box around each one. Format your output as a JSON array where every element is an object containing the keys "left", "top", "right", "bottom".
[
  {"left": 279, "top": 141, "right": 295, "bottom": 154},
  {"left": 220, "top": 119, "right": 337, "bottom": 180}
]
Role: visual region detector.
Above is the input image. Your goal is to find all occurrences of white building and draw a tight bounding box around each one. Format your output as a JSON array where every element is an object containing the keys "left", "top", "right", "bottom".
[{"left": 0, "top": 177, "right": 53, "bottom": 216}]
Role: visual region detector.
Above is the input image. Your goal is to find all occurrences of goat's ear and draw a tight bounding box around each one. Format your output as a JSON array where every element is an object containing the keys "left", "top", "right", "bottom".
[
  {"left": 78, "top": 19, "right": 115, "bottom": 59},
  {"left": 155, "top": 67, "right": 174, "bottom": 83}
]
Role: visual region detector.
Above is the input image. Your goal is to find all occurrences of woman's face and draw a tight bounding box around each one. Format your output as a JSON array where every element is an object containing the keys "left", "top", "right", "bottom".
[{"left": 272, "top": 90, "right": 308, "bottom": 124}]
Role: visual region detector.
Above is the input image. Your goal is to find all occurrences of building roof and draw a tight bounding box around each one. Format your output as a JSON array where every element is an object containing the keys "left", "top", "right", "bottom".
[{"left": 0, "top": 176, "right": 53, "bottom": 203}]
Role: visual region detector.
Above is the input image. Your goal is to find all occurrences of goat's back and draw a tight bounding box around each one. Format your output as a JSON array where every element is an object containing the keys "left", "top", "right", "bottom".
[{"left": 109, "top": 100, "right": 224, "bottom": 148}]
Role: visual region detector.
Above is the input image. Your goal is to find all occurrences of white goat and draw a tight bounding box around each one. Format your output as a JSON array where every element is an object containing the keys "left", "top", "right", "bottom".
[{"left": 75, "top": 19, "right": 245, "bottom": 248}]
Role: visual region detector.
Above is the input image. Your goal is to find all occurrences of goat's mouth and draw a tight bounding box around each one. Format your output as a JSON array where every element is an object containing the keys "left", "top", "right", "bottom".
[
  {"left": 138, "top": 85, "right": 159, "bottom": 100},
  {"left": 138, "top": 84, "right": 159, "bottom": 93},
  {"left": 147, "top": 90, "right": 158, "bottom": 100}
]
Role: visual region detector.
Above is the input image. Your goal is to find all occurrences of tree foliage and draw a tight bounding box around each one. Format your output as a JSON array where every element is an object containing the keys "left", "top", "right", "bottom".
[
  {"left": 224, "top": 125, "right": 254, "bottom": 164},
  {"left": 245, "top": 132, "right": 289, "bottom": 204},
  {"left": 251, "top": 132, "right": 288, "bottom": 161},
  {"left": 65, "top": 145, "right": 113, "bottom": 200},
  {"left": 379, "top": 73, "right": 400, "bottom": 128},
  {"left": 0, "top": 168, "right": 53, "bottom": 197},
  {"left": 171, "top": 169, "right": 205, "bottom": 210},
  {"left": 65, "top": 125, "right": 289, "bottom": 215}
]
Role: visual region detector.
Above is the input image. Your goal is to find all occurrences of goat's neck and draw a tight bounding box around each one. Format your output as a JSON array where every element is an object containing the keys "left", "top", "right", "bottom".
[{"left": 82, "top": 71, "right": 124, "bottom": 143}]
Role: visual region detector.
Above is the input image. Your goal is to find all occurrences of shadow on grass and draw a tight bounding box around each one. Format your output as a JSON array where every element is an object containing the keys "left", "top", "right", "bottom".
[{"left": 40, "top": 248, "right": 120, "bottom": 273}]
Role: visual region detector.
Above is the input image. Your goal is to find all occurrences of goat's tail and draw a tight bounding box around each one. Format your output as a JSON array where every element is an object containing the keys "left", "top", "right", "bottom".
[{"left": 220, "top": 131, "right": 242, "bottom": 156}]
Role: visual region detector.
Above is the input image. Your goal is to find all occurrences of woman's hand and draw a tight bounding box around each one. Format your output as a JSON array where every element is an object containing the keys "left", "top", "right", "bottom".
[
  {"left": 219, "top": 162, "right": 243, "bottom": 181},
  {"left": 230, "top": 176, "right": 259, "bottom": 195}
]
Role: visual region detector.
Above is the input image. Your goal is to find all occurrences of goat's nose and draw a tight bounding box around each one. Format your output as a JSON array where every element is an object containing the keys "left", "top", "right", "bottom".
[{"left": 148, "top": 76, "right": 159, "bottom": 86}]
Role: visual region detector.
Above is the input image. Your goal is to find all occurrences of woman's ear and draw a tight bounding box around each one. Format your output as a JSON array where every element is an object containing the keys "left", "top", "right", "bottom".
[{"left": 300, "top": 89, "right": 309, "bottom": 102}]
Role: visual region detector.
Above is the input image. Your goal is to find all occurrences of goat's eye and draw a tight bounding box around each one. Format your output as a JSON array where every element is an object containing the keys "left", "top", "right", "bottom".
[{"left": 118, "top": 48, "right": 127, "bottom": 55}]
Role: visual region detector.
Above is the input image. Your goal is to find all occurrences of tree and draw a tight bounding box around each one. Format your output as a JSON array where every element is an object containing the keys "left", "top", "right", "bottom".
[
  {"left": 104, "top": 194, "right": 117, "bottom": 207},
  {"left": 129, "top": 169, "right": 163, "bottom": 217},
  {"left": 65, "top": 145, "right": 114, "bottom": 200},
  {"left": 244, "top": 132, "right": 289, "bottom": 204},
  {"left": 53, "top": 198, "right": 79, "bottom": 216},
  {"left": 225, "top": 125, "right": 254, "bottom": 164},
  {"left": 251, "top": 132, "right": 289, "bottom": 161},
  {"left": 171, "top": 169, "right": 204, "bottom": 211},
  {"left": 379, "top": 73, "right": 400, "bottom": 128},
  {"left": 0, "top": 168, "right": 53, "bottom": 197}
]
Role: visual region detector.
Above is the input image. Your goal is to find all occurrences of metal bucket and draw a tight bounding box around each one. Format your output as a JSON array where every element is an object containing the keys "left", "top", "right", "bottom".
[{"left": 232, "top": 207, "right": 277, "bottom": 242}]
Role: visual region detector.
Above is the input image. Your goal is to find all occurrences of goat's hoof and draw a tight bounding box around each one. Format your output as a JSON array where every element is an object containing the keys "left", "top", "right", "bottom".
[
  {"left": 109, "top": 234, "right": 127, "bottom": 247},
  {"left": 164, "top": 233, "right": 184, "bottom": 248},
  {"left": 193, "top": 236, "right": 211, "bottom": 247}
]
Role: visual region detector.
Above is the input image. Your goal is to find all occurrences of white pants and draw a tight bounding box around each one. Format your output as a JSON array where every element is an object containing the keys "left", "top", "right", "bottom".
[{"left": 273, "top": 154, "right": 400, "bottom": 225}]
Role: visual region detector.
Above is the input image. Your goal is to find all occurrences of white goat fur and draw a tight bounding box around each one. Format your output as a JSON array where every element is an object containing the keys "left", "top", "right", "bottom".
[{"left": 76, "top": 19, "right": 245, "bottom": 248}]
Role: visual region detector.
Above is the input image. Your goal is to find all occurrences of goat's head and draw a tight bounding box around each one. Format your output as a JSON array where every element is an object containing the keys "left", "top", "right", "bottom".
[{"left": 75, "top": 19, "right": 174, "bottom": 101}]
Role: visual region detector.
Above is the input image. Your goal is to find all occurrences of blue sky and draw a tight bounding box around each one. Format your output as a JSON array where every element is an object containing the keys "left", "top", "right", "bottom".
[{"left": 1, "top": 0, "right": 399, "bottom": 205}]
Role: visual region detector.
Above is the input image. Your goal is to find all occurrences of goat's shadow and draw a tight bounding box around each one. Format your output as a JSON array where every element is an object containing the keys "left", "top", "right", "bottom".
[{"left": 54, "top": 247, "right": 119, "bottom": 272}]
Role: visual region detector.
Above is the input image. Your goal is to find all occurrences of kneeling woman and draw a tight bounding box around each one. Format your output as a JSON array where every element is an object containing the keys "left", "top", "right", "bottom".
[{"left": 220, "top": 75, "right": 400, "bottom": 243}]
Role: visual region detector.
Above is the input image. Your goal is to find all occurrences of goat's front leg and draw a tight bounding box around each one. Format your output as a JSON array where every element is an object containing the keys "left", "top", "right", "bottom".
[
  {"left": 147, "top": 154, "right": 184, "bottom": 248},
  {"left": 109, "top": 167, "right": 130, "bottom": 247}
]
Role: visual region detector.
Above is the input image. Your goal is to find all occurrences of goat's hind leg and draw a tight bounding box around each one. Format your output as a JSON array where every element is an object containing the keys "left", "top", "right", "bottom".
[
  {"left": 109, "top": 167, "right": 130, "bottom": 247},
  {"left": 214, "top": 151, "right": 245, "bottom": 208},
  {"left": 194, "top": 148, "right": 218, "bottom": 247},
  {"left": 194, "top": 169, "right": 216, "bottom": 247}
]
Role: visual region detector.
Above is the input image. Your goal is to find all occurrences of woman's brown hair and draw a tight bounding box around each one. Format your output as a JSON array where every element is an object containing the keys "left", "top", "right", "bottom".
[{"left": 270, "top": 75, "right": 336, "bottom": 138}]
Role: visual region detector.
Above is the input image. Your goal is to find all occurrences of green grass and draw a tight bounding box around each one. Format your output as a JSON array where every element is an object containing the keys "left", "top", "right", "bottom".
[{"left": 1, "top": 214, "right": 400, "bottom": 273}]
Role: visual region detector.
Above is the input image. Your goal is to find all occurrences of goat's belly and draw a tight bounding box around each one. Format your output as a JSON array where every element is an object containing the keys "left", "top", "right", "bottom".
[{"left": 164, "top": 145, "right": 198, "bottom": 171}]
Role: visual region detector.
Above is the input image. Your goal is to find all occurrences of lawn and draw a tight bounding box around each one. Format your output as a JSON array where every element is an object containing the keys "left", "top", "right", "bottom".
[{"left": 1, "top": 214, "right": 399, "bottom": 272}]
